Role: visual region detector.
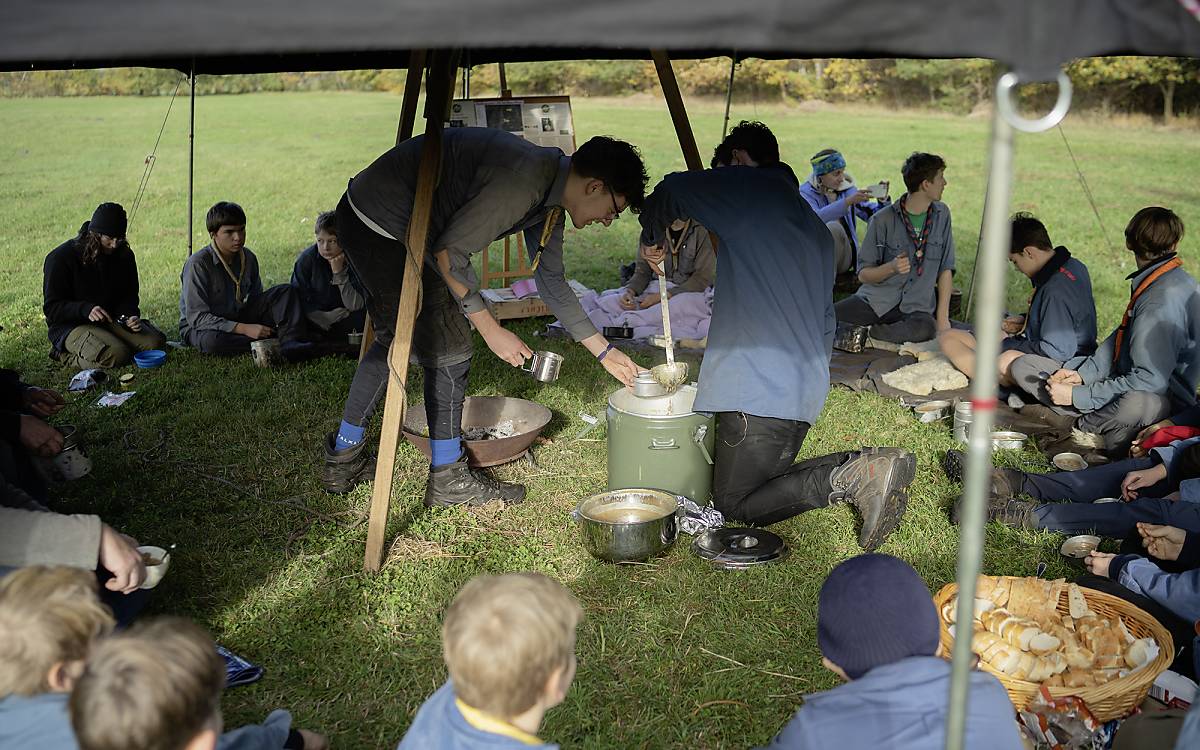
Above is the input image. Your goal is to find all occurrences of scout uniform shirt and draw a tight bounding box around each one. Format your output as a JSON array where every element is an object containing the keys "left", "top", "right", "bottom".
[
  {"left": 345, "top": 127, "right": 595, "bottom": 342},
  {"left": 1004, "top": 246, "right": 1097, "bottom": 364},
  {"left": 854, "top": 198, "right": 955, "bottom": 317}
]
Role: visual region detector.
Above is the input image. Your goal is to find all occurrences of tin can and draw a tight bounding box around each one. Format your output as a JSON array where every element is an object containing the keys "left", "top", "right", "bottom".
[{"left": 952, "top": 401, "right": 973, "bottom": 444}]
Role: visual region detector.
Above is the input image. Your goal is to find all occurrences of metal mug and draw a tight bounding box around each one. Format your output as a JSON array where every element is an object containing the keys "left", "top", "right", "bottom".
[
  {"left": 39, "top": 424, "right": 92, "bottom": 481},
  {"left": 250, "top": 338, "right": 283, "bottom": 368},
  {"left": 522, "top": 350, "right": 563, "bottom": 383}
]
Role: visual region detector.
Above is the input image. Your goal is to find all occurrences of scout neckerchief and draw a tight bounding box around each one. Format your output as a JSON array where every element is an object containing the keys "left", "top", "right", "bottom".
[
  {"left": 896, "top": 194, "right": 934, "bottom": 276},
  {"left": 528, "top": 206, "right": 561, "bottom": 272},
  {"left": 455, "top": 698, "right": 544, "bottom": 746},
  {"left": 212, "top": 245, "right": 247, "bottom": 305},
  {"left": 1113, "top": 255, "right": 1182, "bottom": 364},
  {"left": 666, "top": 219, "right": 692, "bottom": 276}
]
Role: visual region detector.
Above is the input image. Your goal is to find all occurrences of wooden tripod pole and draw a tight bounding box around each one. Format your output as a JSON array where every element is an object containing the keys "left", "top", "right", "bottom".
[
  {"left": 360, "top": 50, "right": 429, "bottom": 362},
  {"left": 651, "top": 50, "right": 704, "bottom": 172},
  {"left": 363, "top": 49, "right": 460, "bottom": 572}
]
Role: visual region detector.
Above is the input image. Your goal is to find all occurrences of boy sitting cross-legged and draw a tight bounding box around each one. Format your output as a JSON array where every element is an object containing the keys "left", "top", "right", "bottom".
[{"left": 398, "top": 572, "right": 583, "bottom": 749}]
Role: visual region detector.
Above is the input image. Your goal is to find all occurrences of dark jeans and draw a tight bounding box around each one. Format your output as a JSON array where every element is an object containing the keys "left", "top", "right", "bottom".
[
  {"left": 1009, "top": 354, "right": 1174, "bottom": 454},
  {"left": 712, "top": 412, "right": 853, "bottom": 526},
  {"left": 1018, "top": 456, "right": 1168, "bottom": 503},
  {"left": 187, "top": 284, "right": 308, "bottom": 355},
  {"left": 336, "top": 191, "right": 475, "bottom": 435},
  {"left": 834, "top": 294, "right": 936, "bottom": 344},
  {"left": 1077, "top": 573, "right": 1196, "bottom": 678},
  {"left": 1034, "top": 496, "right": 1200, "bottom": 537}
]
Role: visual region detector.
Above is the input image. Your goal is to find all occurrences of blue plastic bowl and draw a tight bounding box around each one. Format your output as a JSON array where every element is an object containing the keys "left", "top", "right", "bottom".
[{"left": 133, "top": 350, "right": 167, "bottom": 369}]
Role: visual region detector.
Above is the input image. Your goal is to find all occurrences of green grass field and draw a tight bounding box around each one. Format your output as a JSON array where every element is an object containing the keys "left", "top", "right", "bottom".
[{"left": 1, "top": 91, "right": 1199, "bottom": 749}]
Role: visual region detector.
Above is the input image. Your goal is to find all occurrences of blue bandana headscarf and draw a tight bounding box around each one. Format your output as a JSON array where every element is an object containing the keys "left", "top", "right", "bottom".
[{"left": 811, "top": 150, "right": 846, "bottom": 177}]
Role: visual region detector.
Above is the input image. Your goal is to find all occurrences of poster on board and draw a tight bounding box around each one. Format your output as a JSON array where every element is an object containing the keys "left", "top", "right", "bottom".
[{"left": 447, "top": 97, "right": 576, "bottom": 154}]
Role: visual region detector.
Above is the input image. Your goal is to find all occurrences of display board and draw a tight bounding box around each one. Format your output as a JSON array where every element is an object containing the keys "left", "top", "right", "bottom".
[{"left": 447, "top": 95, "right": 576, "bottom": 153}]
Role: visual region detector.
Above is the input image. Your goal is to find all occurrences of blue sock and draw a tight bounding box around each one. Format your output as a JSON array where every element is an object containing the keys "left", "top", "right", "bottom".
[
  {"left": 335, "top": 420, "right": 366, "bottom": 449},
  {"left": 430, "top": 437, "right": 462, "bottom": 468}
]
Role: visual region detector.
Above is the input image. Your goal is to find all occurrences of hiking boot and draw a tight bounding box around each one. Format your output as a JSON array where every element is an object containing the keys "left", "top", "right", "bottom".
[
  {"left": 951, "top": 494, "right": 1037, "bottom": 530},
  {"left": 941, "top": 449, "right": 1021, "bottom": 498},
  {"left": 1019, "top": 403, "right": 1078, "bottom": 432},
  {"left": 423, "top": 459, "right": 526, "bottom": 507},
  {"left": 829, "top": 447, "right": 916, "bottom": 551},
  {"left": 321, "top": 432, "right": 376, "bottom": 494},
  {"left": 833, "top": 323, "right": 869, "bottom": 353}
]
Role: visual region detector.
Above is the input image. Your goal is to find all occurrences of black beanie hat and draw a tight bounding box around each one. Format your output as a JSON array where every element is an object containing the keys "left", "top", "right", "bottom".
[
  {"left": 817, "top": 554, "right": 939, "bottom": 679},
  {"left": 89, "top": 203, "right": 127, "bottom": 239}
]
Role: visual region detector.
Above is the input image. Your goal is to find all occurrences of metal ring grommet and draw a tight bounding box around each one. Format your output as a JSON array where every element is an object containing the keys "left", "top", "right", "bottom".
[{"left": 995, "top": 71, "right": 1072, "bottom": 133}]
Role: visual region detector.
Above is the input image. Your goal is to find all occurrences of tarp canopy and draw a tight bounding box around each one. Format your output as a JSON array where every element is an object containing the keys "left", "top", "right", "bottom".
[{"left": 4, "top": 0, "right": 1200, "bottom": 79}]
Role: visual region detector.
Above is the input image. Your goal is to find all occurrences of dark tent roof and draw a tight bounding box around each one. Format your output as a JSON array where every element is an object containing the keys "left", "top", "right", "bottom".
[{"left": 4, "top": 0, "right": 1200, "bottom": 78}]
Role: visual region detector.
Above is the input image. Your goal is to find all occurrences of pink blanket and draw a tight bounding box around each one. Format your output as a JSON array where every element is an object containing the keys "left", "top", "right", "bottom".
[{"left": 579, "top": 281, "right": 713, "bottom": 340}]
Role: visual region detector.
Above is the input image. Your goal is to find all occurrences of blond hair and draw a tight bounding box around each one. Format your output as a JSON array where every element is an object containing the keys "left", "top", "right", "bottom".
[
  {"left": 442, "top": 573, "right": 582, "bottom": 718},
  {"left": 0, "top": 566, "right": 114, "bottom": 696},
  {"left": 70, "top": 617, "right": 225, "bottom": 750}
]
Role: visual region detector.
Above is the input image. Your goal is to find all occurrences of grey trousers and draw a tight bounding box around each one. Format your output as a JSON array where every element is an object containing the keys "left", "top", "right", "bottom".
[
  {"left": 1009, "top": 353, "right": 1173, "bottom": 454},
  {"left": 834, "top": 294, "right": 936, "bottom": 344}
]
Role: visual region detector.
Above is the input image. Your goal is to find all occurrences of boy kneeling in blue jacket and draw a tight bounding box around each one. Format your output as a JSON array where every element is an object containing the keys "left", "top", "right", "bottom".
[
  {"left": 397, "top": 573, "right": 582, "bottom": 750},
  {"left": 757, "top": 554, "right": 1023, "bottom": 750}
]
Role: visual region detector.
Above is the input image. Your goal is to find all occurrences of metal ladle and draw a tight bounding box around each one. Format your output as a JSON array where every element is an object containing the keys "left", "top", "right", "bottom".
[{"left": 650, "top": 268, "right": 687, "bottom": 391}]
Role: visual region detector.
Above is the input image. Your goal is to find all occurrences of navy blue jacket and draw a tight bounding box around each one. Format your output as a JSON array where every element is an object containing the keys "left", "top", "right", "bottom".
[
  {"left": 289, "top": 243, "right": 367, "bottom": 329},
  {"left": 638, "top": 164, "right": 834, "bottom": 423},
  {"left": 1005, "top": 248, "right": 1097, "bottom": 363}
]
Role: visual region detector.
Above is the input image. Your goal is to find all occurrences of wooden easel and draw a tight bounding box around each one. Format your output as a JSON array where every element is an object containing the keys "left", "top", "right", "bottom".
[{"left": 362, "top": 50, "right": 705, "bottom": 572}]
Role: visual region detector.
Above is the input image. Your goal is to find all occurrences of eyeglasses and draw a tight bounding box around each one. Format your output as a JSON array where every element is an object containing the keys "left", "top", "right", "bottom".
[{"left": 606, "top": 185, "right": 623, "bottom": 220}]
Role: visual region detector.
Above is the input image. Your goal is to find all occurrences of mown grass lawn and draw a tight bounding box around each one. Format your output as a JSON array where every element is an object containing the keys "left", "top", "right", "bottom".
[{"left": 1, "top": 90, "right": 1199, "bottom": 749}]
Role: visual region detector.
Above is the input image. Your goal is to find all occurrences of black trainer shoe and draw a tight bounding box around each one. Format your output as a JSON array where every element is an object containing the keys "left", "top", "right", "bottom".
[
  {"left": 951, "top": 494, "right": 1037, "bottom": 530},
  {"left": 321, "top": 432, "right": 376, "bottom": 494},
  {"left": 423, "top": 459, "right": 526, "bottom": 507},
  {"left": 829, "top": 447, "right": 917, "bottom": 551},
  {"left": 941, "top": 449, "right": 1021, "bottom": 498},
  {"left": 833, "top": 323, "right": 870, "bottom": 353}
]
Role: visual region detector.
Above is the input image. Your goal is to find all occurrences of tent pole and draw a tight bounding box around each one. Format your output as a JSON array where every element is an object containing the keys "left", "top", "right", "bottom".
[
  {"left": 651, "top": 50, "right": 703, "bottom": 171},
  {"left": 363, "top": 49, "right": 460, "bottom": 573},
  {"left": 944, "top": 89, "right": 1015, "bottom": 750},
  {"left": 361, "top": 51, "right": 429, "bottom": 361},
  {"left": 962, "top": 181, "right": 990, "bottom": 318},
  {"left": 498, "top": 62, "right": 510, "bottom": 98},
  {"left": 395, "top": 50, "right": 428, "bottom": 148},
  {"left": 187, "top": 62, "right": 195, "bottom": 256},
  {"left": 722, "top": 54, "right": 737, "bottom": 138}
]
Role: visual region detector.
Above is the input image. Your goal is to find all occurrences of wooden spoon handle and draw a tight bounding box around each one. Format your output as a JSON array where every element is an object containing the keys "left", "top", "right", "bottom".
[{"left": 657, "top": 273, "right": 675, "bottom": 366}]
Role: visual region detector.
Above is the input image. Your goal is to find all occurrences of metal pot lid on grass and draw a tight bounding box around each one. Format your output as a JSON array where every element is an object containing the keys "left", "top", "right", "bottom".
[{"left": 692, "top": 528, "right": 790, "bottom": 569}]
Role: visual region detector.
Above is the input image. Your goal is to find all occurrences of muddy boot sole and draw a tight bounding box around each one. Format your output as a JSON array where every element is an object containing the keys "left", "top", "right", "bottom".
[{"left": 859, "top": 489, "right": 910, "bottom": 552}]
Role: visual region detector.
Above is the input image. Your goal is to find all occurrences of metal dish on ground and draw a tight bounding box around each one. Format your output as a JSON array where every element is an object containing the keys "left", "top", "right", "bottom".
[
  {"left": 403, "top": 396, "right": 552, "bottom": 468},
  {"left": 914, "top": 399, "right": 952, "bottom": 423},
  {"left": 573, "top": 488, "right": 680, "bottom": 563},
  {"left": 1060, "top": 534, "right": 1101, "bottom": 559},
  {"left": 1052, "top": 452, "right": 1088, "bottom": 471},
  {"left": 991, "top": 431, "right": 1028, "bottom": 450},
  {"left": 692, "top": 528, "right": 790, "bottom": 569}
]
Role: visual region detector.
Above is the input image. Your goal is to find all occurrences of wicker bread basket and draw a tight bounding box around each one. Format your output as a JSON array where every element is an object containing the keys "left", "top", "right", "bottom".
[{"left": 934, "top": 578, "right": 1174, "bottom": 721}]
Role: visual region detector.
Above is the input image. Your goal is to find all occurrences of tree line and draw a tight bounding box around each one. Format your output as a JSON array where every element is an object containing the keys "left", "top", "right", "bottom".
[{"left": 2, "top": 58, "right": 1197, "bottom": 121}]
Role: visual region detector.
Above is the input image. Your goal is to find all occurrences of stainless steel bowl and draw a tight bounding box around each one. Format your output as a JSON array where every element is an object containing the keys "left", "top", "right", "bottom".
[
  {"left": 573, "top": 488, "right": 679, "bottom": 562},
  {"left": 991, "top": 431, "right": 1028, "bottom": 450},
  {"left": 1060, "top": 534, "right": 1101, "bottom": 559}
]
